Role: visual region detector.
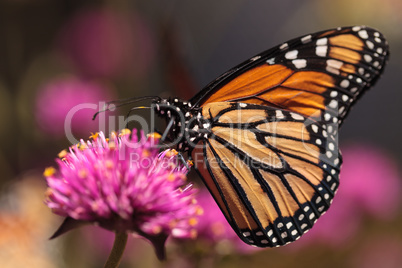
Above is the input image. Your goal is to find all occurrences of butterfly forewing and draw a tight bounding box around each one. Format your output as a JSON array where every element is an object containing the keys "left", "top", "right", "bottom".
[
  {"left": 191, "top": 26, "right": 389, "bottom": 127},
  {"left": 192, "top": 102, "right": 341, "bottom": 247}
]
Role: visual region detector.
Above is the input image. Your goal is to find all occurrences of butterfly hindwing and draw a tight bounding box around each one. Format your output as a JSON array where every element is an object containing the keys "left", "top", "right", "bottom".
[
  {"left": 191, "top": 102, "right": 341, "bottom": 247},
  {"left": 190, "top": 26, "right": 389, "bottom": 127}
]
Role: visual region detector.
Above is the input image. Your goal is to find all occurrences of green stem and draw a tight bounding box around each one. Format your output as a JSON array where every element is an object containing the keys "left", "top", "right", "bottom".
[{"left": 104, "top": 231, "right": 128, "bottom": 268}]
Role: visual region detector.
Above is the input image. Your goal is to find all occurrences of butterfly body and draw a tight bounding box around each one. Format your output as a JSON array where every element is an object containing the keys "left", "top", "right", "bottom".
[
  {"left": 153, "top": 26, "right": 389, "bottom": 247},
  {"left": 153, "top": 98, "right": 208, "bottom": 151}
]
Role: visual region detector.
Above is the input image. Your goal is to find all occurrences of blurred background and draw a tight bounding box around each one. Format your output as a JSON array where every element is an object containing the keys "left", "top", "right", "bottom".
[{"left": 0, "top": 0, "right": 401, "bottom": 267}]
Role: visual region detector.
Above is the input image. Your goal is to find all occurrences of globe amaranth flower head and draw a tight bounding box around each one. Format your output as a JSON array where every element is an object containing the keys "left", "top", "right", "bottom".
[{"left": 44, "top": 129, "right": 201, "bottom": 259}]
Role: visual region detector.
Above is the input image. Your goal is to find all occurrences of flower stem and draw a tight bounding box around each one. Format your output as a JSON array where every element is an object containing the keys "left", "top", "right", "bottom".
[{"left": 104, "top": 231, "right": 128, "bottom": 268}]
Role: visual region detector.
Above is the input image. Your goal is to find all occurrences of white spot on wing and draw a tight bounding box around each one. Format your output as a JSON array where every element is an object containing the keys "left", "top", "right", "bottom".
[
  {"left": 326, "top": 59, "right": 343, "bottom": 75},
  {"left": 318, "top": 206, "right": 325, "bottom": 212},
  {"left": 292, "top": 59, "right": 307, "bottom": 69},
  {"left": 279, "top": 43, "right": 288, "bottom": 50},
  {"left": 311, "top": 125, "right": 318, "bottom": 133},
  {"left": 250, "top": 56, "right": 261, "bottom": 61},
  {"left": 301, "top": 34, "right": 312, "bottom": 43},
  {"left": 285, "top": 50, "right": 298, "bottom": 59},
  {"left": 276, "top": 110, "right": 285, "bottom": 119},
  {"left": 267, "top": 58, "right": 275, "bottom": 65},
  {"left": 364, "top": 54, "right": 372, "bottom": 62},
  {"left": 358, "top": 30, "right": 369, "bottom": 39},
  {"left": 316, "top": 46, "right": 327, "bottom": 57},
  {"left": 329, "top": 100, "right": 338, "bottom": 109},
  {"left": 340, "top": 79, "right": 350, "bottom": 88},
  {"left": 291, "top": 112, "right": 304, "bottom": 120},
  {"left": 334, "top": 158, "right": 340, "bottom": 165},
  {"left": 377, "top": 47, "right": 383, "bottom": 54},
  {"left": 316, "top": 38, "right": 328, "bottom": 46},
  {"left": 366, "top": 40, "right": 374, "bottom": 49},
  {"left": 268, "top": 230, "right": 273, "bottom": 236}
]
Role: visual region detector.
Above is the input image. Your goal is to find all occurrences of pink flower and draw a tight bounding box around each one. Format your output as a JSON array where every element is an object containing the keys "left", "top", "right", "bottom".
[
  {"left": 57, "top": 8, "right": 155, "bottom": 78},
  {"left": 287, "top": 144, "right": 401, "bottom": 249},
  {"left": 195, "top": 190, "right": 236, "bottom": 243},
  {"left": 340, "top": 145, "right": 401, "bottom": 220},
  {"left": 44, "top": 130, "right": 200, "bottom": 258},
  {"left": 35, "top": 76, "right": 113, "bottom": 138},
  {"left": 351, "top": 236, "right": 402, "bottom": 268}
]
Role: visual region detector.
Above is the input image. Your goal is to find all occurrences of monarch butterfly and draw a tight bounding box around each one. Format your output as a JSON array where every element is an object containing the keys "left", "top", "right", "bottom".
[{"left": 152, "top": 26, "right": 389, "bottom": 247}]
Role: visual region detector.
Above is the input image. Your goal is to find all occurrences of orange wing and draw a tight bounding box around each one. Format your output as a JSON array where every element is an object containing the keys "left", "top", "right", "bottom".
[{"left": 190, "top": 26, "right": 389, "bottom": 127}]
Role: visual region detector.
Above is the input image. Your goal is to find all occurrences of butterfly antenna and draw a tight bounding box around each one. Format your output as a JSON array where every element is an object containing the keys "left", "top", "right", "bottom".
[{"left": 93, "top": 96, "right": 161, "bottom": 120}]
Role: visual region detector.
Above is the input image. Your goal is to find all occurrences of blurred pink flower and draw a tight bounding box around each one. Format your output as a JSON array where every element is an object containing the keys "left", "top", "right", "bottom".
[
  {"left": 340, "top": 145, "right": 401, "bottom": 219},
  {"left": 35, "top": 76, "right": 113, "bottom": 138},
  {"left": 195, "top": 190, "right": 236, "bottom": 243},
  {"left": 351, "top": 236, "right": 402, "bottom": 268},
  {"left": 287, "top": 144, "right": 401, "bottom": 249},
  {"left": 57, "top": 8, "right": 155, "bottom": 78}
]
